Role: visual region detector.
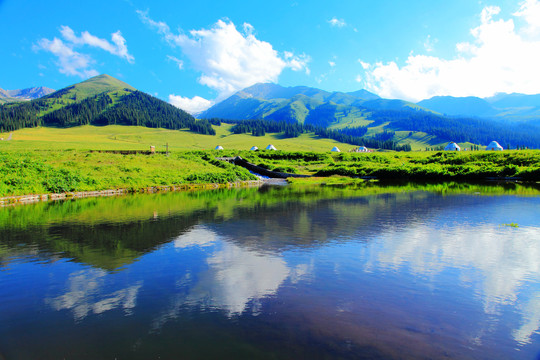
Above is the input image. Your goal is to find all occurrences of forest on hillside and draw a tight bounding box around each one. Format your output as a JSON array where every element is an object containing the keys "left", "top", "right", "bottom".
[
  {"left": 206, "top": 118, "right": 411, "bottom": 151},
  {"left": 369, "top": 109, "right": 540, "bottom": 148},
  {"left": 0, "top": 91, "right": 215, "bottom": 135}
]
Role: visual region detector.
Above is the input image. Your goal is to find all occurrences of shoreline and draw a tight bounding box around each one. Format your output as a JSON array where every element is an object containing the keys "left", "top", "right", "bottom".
[{"left": 0, "top": 180, "right": 264, "bottom": 207}]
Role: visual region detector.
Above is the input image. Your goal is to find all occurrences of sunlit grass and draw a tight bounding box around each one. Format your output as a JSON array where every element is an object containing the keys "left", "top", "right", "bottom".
[{"left": 0, "top": 124, "right": 357, "bottom": 152}]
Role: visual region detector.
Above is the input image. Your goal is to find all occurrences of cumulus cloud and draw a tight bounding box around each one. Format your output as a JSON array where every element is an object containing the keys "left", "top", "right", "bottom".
[
  {"left": 361, "top": 1, "right": 540, "bottom": 101},
  {"left": 34, "top": 26, "right": 134, "bottom": 78},
  {"left": 514, "top": 0, "right": 540, "bottom": 37},
  {"left": 169, "top": 94, "right": 214, "bottom": 115},
  {"left": 328, "top": 17, "right": 346, "bottom": 28},
  {"left": 138, "top": 11, "right": 310, "bottom": 106},
  {"left": 35, "top": 37, "right": 99, "bottom": 78}
]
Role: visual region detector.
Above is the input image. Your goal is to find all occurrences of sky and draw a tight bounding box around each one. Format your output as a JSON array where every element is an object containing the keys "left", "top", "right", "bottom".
[{"left": 1, "top": 0, "right": 540, "bottom": 114}]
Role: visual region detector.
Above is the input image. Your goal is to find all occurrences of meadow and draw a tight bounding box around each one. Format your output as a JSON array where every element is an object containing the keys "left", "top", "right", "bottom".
[
  {"left": 1, "top": 125, "right": 539, "bottom": 197},
  {"left": 0, "top": 124, "right": 356, "bottom": 152}
]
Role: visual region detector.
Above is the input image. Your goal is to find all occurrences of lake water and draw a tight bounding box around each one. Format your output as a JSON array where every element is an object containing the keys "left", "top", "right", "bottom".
[{"left": 1, "top": 183, "right": 539, "bottom": 359}]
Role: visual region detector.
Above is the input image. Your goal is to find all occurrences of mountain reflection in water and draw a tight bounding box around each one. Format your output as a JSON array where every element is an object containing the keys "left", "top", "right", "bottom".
[{"left": 0, "top": 183, "right": 539, "bottom": 359}]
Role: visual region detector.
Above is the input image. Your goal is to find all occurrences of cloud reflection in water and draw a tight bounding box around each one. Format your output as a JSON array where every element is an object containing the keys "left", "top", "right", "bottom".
[
  {"left": 364, "top": 224, "right": 540, "bottom": 345},
  {"left": 152, "top": 225, "right": 312, "bottom": 331},
  {"left": 46, "top": 268, "right": 142, "bottom": 321}
]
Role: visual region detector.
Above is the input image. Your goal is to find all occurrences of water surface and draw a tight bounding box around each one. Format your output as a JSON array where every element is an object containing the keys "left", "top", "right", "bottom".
[{"left": 1, "top": 183, "right": 539, "bottom": 359}]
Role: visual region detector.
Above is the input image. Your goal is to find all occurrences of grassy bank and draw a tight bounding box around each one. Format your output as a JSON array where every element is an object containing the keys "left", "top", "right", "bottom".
[
  {"left": 235, "top": 149, "right": 540, "bottom": 181},
  {"left": 1, "top": 145, "right": 539, "bottom": 197},
  {"left": 0, "top": 150, "right": 257, "bottom": 196}
]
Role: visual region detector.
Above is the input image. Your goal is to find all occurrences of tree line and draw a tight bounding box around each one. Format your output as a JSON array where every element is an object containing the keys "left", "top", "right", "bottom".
[
  {"left": 369, "top": 109, "right": 540, "bottom": 148},
  {"left": 204, "top": 118, "right": 411, "bottom": 151}
]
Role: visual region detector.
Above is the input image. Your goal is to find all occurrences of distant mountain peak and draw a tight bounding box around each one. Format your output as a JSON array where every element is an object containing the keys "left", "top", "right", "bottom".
[
  {"left": 0, "top": 85, "right": 55, "bottom": 103},
  {"left": 346, "top": 89, "right": 380, "bottom": 100}
]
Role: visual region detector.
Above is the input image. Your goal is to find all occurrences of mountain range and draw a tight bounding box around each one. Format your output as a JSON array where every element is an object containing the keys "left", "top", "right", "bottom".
[
  {"left": 0, "top": 86, "right": 55, "bottom": 104},
  {"left": 201, "top": 83, "right": 540, "bottom": 148},
  {"left": 201, "top": 83, "right": 425, "bottom": 129},
  {"left": 2, "top": 75, "right": 540, "bottom": 148},
  {"left": 418, "top": 94, "right": 540, "bottom": 122}
]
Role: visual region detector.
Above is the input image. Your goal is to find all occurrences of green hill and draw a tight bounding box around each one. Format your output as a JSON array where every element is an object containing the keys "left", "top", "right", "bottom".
[
  {"left": 201, "top": 83, "right": 540, "bottom": 149},
  {"left": 0, "top": 74, "right": 214, "bottom": 135}
]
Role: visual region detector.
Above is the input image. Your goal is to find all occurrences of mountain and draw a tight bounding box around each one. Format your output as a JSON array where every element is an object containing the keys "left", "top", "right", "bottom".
[
  {"left": 417, "top": 96, "right": 497, "bottom": 117},
  {"left": 201, "top": 83, "right": 540, "bottom": 149},
  {"left": 0, "top": 74, "right": 214, "bottom": 135},
  {"left": 200, "top": 83, "right": 419, "bottom": 128},
  {"left": 486, "top": 93, "right": 540, "bottom": 108},
  {"left": 346, "top": 89, "right": 380, "bottom": 101},
  {"left": 418, "top": 93, "right": 540, "bottom": 123},
  {"left": 0, "top": 86, "right": 55, "bottom": 104}
]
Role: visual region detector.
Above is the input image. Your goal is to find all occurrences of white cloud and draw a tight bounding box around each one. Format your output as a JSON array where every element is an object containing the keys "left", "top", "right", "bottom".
[
  {"left": 423, "top": 35, "right": 438, "bottom": 52},
  {"left": 329, "top": 61, "right": 336, "bottom": 67},
  {"left": 166, "top": 55, "right": 184, "bottom": 70},
  {"left": 355, "top": 74, "right": 362, "bottom": 83},
  {"left": 358, "top": 60, "right": 370, "bottom": 70},
  {"left": 59, "top": 26, "right": 134, "bottom": 63},
  {"left": 138, "top": 11, "right": 310, "bottom": 102},
  {"left": 169, "top": 94, "right": 214, "bottom": 115},
  {"left": 35, "top": 38, "right": 99, "bottom": 78},
  {"left": 35, "top": 26, "right": 134, "bottom": 78},
  {"left": 328, "top": 17, "right": 346, "bottom": 28},
  {"left": 362, "top": 1, "right": 540, "bottom": 101},
  {"left": 514, "top": 0, "right": 540, "bottom": 37}
]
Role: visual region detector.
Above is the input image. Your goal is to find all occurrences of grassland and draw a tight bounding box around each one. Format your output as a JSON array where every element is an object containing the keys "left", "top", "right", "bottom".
[
  {"left": 234, "top": 149, "right": 540, "bottom": 181},
  {"left": 0, "top": 124, "right": 357, "bottom": 152},
  {"left": 1, "top": 125, "right": 539, "bottom": 197}
]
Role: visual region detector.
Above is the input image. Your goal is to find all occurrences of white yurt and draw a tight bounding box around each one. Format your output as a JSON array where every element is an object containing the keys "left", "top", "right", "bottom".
[
  {"left": 250, "top": 146, "right": 258, "bottom": 151},
  {"left": 486, "top": 141, "right": 503, "bottom": 151},
  {"left": 331, "top": 146, "right": 341, "bottom": 152},
  {"left": 444, "top": 142, "right": 461, "bottom": 151},
  {"left": 215, "top": 145, "right": 224, "bottom": 150},
  {"left": 266, "top": 144, "right": 277, "bottom": 150},
  {"left": 357, "top": 146, "right": 368, "bottom": 152}
]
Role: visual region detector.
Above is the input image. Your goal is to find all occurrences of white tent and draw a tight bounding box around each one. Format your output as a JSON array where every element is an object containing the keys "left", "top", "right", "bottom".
[
  {"left": 331, "top": 146, "right": 340, "bottom": 152},
  {"left": 266, "top": 144, "right": 277, "bottom": 150},
  {"left": 486, "top": 141, "right": 503, "bottom": 151},
  {"left": 250, "top": 146, "right": 258, "bottom": 151},
  {"left": 444, "top": 142, "right": 461, "bottom": 151},
  {"left": 215, "top": 145, "right": 224, "bottom": 150},
  {"left": 357, "top": 146, "right": 368, "bottom": 152}
]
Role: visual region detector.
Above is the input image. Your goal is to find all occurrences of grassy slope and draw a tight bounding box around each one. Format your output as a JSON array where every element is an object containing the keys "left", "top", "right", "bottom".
[
  {"left": 53, "top": 74, "right": 135, "bottom": 99},
  {"left": 1, "top": 74, "right": 136, "bottom": 116},
  {"left": 0, "top": 97, "right": 24, "bottom": 105},
  {"left": 0, "top": 124, "right": 357, "bottom": 152}
]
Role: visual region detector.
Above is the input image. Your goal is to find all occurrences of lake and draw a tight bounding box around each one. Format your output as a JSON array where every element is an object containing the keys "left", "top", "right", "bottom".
[{"left": 1, "top": 182, "right": 539, "bottom": 359}]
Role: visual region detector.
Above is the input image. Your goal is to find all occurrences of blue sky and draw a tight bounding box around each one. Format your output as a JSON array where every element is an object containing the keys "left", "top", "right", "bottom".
[{"left": 1, "top": 0, "right": 540, "bottom": 113}]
